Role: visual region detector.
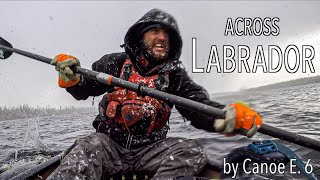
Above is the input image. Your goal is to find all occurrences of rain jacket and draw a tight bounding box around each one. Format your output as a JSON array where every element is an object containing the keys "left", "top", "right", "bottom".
[{"left": 66, "top": 9, "right": 225, "bottom": 149}]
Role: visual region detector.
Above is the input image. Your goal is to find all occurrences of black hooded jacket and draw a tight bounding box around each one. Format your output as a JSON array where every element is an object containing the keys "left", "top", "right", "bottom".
[{"left": 66, "top": 9, "right": 225, "bottom": 136}]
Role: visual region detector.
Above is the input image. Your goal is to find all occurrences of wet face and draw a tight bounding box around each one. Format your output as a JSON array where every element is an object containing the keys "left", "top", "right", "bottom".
[{"left": 141, "top": 28, "right": 170, "bottom": 63}]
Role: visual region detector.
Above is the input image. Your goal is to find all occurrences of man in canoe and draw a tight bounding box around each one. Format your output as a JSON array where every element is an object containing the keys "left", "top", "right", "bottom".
[{"left": 48, "top": 9, "right": 262, "bottom": 179}]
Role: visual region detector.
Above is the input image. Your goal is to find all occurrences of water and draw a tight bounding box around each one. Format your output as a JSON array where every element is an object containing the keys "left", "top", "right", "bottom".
[{"left": 1, "top": 83, "right": 320, "bottom": 179}]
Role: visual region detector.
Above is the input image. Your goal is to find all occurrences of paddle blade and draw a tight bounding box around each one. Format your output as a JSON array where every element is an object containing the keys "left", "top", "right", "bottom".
[{"left": 0, "top": 37, "right": 13, "bottom": 59}]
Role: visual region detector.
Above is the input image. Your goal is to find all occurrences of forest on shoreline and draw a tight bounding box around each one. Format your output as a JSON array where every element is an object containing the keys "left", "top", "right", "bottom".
[{"left": 0, "top": 105, "right": 95, "bottom": 121}]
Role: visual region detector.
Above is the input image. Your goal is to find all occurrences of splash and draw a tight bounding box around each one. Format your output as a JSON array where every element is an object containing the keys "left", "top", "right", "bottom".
[
  {"left": 0, "top": 116, "right": 57, "bottom": 178},
  {"left": 16, "top": 116, "right": 50, "bottom": 160}
]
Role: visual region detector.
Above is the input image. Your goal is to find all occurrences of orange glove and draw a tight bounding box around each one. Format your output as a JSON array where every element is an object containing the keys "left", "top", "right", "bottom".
[
  {"left": 214, "top": 102, "right": 263, "bottom": 138},
  {"left": 50, "top": 54, "right": 81, "bottom": 88}
]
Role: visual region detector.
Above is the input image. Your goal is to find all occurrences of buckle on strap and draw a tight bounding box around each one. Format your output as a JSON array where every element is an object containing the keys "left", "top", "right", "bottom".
[
  {"left": 121, "top": 64, "right": 133, "bottom": 81},
  {"left": 247, "top": 140, "right": 278, "bottom": 155}
]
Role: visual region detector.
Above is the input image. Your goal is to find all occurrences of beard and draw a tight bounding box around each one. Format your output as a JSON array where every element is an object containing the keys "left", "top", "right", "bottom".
[{"left": 141, "top": 41, "right": 169, "bottom": 63}]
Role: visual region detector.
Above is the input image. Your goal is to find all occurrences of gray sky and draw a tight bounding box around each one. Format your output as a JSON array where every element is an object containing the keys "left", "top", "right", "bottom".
[{"left": 1, "top": 1, "right": 320, "bottom": 107}]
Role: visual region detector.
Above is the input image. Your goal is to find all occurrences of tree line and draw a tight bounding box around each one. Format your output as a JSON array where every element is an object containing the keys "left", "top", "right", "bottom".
[{"left": 0, "top": 104, "right": 95, "bottom": 121}]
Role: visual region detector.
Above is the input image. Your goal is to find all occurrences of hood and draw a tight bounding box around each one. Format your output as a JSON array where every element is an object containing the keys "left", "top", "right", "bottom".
[{"left": 123, "top": 9, "right": 183, "bottom": 75}]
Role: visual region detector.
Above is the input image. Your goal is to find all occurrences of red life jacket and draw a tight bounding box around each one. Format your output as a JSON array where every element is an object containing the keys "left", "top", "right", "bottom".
[{"left": 105, "top": 59, "right": 171, "bottom": 135}]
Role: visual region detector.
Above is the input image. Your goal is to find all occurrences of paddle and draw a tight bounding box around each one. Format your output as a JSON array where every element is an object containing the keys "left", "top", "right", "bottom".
[{"left": 1, "top": 37, "right": 320, "bottom": 152}]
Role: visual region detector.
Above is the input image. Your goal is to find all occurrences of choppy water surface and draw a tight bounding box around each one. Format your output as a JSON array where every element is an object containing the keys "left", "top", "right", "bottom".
[{"left": 1, "top": 83, "right": 320, "bottom": 179}]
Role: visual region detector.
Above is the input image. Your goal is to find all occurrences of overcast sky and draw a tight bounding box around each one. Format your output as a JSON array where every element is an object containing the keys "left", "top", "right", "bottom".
[{"left": 1, "top": 1, "right": 320, "bottom": 107}]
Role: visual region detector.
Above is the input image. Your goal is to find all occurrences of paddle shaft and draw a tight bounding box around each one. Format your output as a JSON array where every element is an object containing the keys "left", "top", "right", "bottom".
[
  {"left": 1, "top": 44, "right": 320, "bottom": 152},
  {"left": 0, "top": 45, "right": 225, "bottom": 117}
]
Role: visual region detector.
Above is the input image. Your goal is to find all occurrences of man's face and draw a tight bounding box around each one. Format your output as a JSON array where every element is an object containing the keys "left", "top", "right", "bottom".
[{"left": 142, "top": 28, "right": 170, "bottom": 62}]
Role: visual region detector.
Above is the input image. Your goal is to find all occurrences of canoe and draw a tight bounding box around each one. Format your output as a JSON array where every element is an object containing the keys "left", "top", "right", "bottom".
[
  {"left": 4, "top": 141, "right": 293, "bottom": 180},
  {"left": 6, "top": 144, "right": 290, "bottom": 180},
  {"left": 7, "top": 155, "right": 221, "bottom": 180}
]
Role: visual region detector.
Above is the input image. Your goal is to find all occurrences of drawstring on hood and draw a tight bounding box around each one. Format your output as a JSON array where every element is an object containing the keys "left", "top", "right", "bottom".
[{"left": 122, "top": 9, "right": 183, "bottom": 75}]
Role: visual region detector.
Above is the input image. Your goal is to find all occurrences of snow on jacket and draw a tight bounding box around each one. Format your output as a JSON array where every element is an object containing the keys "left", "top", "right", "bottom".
[{"left": 66, "top": 9, "right": 225, "bottom": 149}]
